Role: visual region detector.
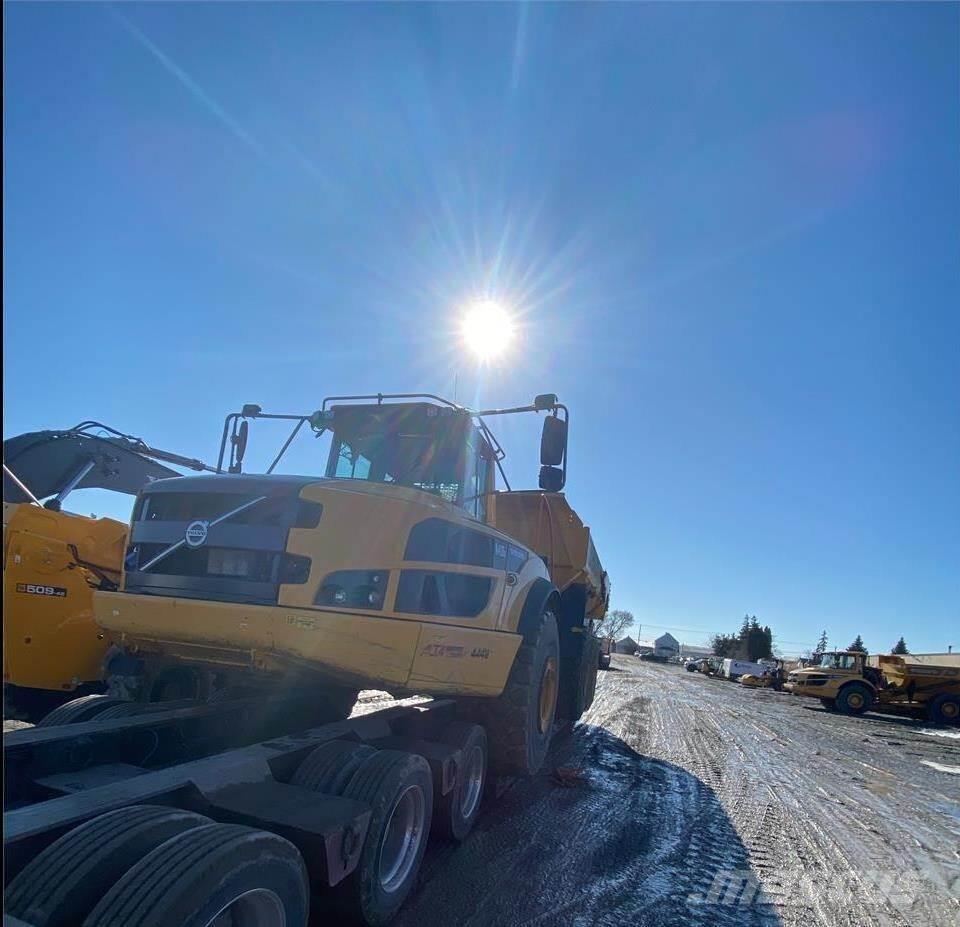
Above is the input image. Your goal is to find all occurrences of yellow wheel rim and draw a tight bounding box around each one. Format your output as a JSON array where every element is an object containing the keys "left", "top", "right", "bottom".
[
  {"left": 942, "top": 701, "right": 958, "bottom": 720},
  {"left": 849, "top": 693, "right": 863, "bottom": 709},
  {"left": 538, "top": 657, "right": 558, "bottom": 734}
]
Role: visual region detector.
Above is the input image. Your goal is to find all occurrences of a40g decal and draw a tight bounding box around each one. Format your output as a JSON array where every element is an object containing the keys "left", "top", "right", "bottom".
[{"left": 16, "top": 583, "right": 67, "bottom": 598}]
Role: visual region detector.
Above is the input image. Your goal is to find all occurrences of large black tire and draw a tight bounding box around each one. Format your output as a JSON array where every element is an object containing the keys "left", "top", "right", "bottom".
[
  {"left": 83, "top": 823, "right": 310, "bottom": 927},
  {"left": 462, "top": 608, "right": 560, "bottom": 776},
  {"left": 291, "top": 740, "right": 377, "bottom": 793},
  {"left": 836, "top": 683, "right": 873, "bottom": 716},
  {"left": 333, "top": 749, "right": 433, "bottom": 926},
  {"left": 927, "top": 693, "right": 960, "bottom": 725},
  {"left": 37, "top": 695, "right": 132, "bottom": 727},
  {"left": 434, "top": 722, "right": 487, "bottom": 842},
  {"left": 4, "top": 805, "right": 212, "bottom": 927}
]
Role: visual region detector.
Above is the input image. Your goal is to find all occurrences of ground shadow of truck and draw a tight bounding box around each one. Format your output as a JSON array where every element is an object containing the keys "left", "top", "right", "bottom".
[{"left": 382, "top": 724, "right": 783, "bottom": 927}]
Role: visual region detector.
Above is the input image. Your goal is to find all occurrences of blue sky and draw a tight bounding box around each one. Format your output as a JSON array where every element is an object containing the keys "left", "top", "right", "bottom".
[{"left": 4, "top": 2, "right": 958, "bottom": 656}]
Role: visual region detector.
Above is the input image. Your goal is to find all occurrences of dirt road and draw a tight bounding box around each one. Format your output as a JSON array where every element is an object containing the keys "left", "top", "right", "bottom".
[{"left": 387, "top": 656, "right": 960, "bottom": 927}]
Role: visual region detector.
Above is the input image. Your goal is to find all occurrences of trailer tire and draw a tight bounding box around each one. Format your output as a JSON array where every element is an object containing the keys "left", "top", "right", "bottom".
[
  {"left": 928, "top": 693, "right": 960, "bottom": 725},
  {"left": 83, "top": 823, "right": 309, "bottom": 927},
  {"left": 836, "top": 683, "right": 873, "bottom": 716},
  {"left": 464, "top": 608, "right": 560, "bottom": 776},
  {"left": 820, "top": 698, "right": 837, "bottom": 711},
  {"left": 434, "top": 722, "right": 487, "bottom": 842},
  {"left": 37, "top": 695, "right": 133, "bottom": 727},
  {"left": 333, "top": 749, "right": 433, "bottom": 926},
  {"left": 291, "top": 740, "right": 377, "bottom": 794},
  {"left": 5, "top": 805, "right": 212, "bottom": 927}
]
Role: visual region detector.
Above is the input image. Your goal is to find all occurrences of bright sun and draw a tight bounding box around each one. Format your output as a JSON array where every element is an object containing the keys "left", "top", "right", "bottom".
[{"left": 460, "top": 300, "right": 515, "bottom": 360}]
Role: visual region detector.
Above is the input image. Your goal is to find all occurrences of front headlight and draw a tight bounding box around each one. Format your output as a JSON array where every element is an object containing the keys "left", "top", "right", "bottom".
[{"left": 316, "top": 570, "right": 389, "bottom": 609}]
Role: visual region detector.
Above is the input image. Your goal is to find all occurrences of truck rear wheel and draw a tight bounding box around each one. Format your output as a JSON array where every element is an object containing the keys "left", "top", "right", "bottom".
[
  {"left": 82, "top": 823, "right": 310, "bottom": 927},
  {"left": 434, "top": 722, "right": 487, "bottom": 842},
  {"left": 465, "top": 608, "right": 560, "bottom": 776},
  {"left": 37, "top": 695, "right": 133, "bottom": 727},
  {"left": 928, "top": 693, "right": 960, "bottom": 725},
  {"left": 291, "top": 740, "right": 376, "bottom": 793},
  {"left": 5, "top": 805, "right": 211, "bottom": 927},
  {"left": 836, "top": 683, "right": 873, "bottom": 716},
  {"left": 333, "top": 749, "right": 433, "bottom": 926}
]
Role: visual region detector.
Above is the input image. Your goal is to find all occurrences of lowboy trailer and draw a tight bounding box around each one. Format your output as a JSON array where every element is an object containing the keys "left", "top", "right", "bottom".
[{"left": 4, "top": 694, "right": 492, "bottom": 926}]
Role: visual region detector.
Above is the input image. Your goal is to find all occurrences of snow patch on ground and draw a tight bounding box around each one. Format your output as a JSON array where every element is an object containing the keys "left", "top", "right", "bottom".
[
  {"left": 921, "top": 760, "right": 960, "bottom": 775},
  {"left": 918, "top": 727, "right": 960, "bottom": 740}
]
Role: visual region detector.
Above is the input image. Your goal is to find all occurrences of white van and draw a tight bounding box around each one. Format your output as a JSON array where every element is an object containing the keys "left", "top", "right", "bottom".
[{"left": 721, "top": 659, "right": 769, "bottom": 681}]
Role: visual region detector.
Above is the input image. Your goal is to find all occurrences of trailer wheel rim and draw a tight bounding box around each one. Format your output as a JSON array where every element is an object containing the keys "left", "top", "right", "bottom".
[
  {"left": 378, "top": 784, "right": 426, "bottom": 894},
  {"left": 538, "top": 656, "right": 558, "bottom": 734},
  {"left": 204, "top": 887, "right": 286, "bottom": 927},
  {"left": 460, "top": 744, "right": 485, "bottom": 819},
  {"left": 942, "top": 701, "right": 959, "bottom": 720},
  {"left": 848, "top": 692, "right": 864, "bottom": 709}
]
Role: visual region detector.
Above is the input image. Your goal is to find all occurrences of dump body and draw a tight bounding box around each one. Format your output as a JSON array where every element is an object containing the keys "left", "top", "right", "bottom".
[{"left": 490, "top": 490, "right": 609, "bottom": 619}]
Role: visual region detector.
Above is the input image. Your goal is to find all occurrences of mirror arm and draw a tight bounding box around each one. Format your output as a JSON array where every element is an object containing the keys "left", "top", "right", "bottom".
[
  {"left": 267, "top": 418, "right": 307, "bottom": 474},
  {"left": 217, "top": 413, "right": 241, "bottom": 474}
]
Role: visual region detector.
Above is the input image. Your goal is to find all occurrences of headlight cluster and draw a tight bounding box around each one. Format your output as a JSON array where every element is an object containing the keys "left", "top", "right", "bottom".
[{"left": 316, "top": 570, "right": 389, "bottom": 609}]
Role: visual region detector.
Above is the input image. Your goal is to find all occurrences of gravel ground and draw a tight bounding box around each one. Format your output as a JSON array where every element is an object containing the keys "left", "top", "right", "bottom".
[
  {"left": 7, "top": 662, "right": 959, "bottom": 926},
  {"left": 386, "top": 655, "right": 960, "bottom": 927}
]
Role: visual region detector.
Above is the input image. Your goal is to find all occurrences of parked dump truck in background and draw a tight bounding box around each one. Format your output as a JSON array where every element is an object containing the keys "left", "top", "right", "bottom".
[
  {"left": 4, "top": 392, "right": 610, "bottom": 927},
  {"left": 786, "top": 651, "right": 960, "bottom": 723},
  {"left": 2, "top": 424, "right": 212, "bottom": 719}
]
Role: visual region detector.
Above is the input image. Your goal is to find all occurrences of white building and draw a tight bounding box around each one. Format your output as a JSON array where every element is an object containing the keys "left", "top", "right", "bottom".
[{"left": 634, "top": 633, "right": 680, "bottom": 659}]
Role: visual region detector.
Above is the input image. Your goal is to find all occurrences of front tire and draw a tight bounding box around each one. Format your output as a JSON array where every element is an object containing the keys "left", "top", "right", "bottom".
[
  {"left": 836, "top": 683, "right": 873, "bottom": 716},
  {"left": 463, "top": 608, "right": 560, "bottom": 777}
]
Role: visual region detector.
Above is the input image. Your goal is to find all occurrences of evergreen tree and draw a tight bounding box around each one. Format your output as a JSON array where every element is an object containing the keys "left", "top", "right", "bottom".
[
  {"left": 891, "top": 637, "right": 909, "bottom": 655},
  {"left": 814, "top": 630, "right": 829, "bottom": 656},
  {"left": 848, "top": 635, "right": 867, "bottom": 653}
]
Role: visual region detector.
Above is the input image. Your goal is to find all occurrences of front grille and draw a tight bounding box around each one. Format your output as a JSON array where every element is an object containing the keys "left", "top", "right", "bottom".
[
  {"left": 123, "top": 476, "right": 320, "bottom": 605},
  {"left": 132, "top": 544, "right": 280, "bottom": 582},
  {"left": 137, "top": 493, "right": 292, "bottom": 526}
]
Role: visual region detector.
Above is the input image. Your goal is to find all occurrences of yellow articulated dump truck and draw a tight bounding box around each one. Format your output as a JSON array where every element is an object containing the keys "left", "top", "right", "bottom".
[
  {"left": 786, "top": 651, "right": 960, "bottom": 724},
  {"left": 2, "top": 423, "right": 212, "bottom": 719},
  {"left": 93, "top": 393, "right": 609, "bottom": 769},
  {"left": 5, "top": 393, "right": 608, "bottom": 927}
]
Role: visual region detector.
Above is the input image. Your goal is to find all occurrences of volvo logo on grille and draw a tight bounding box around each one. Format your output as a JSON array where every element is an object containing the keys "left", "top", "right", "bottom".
[{"left": 184, "top": 520, "right": 209, "bottom": 548}]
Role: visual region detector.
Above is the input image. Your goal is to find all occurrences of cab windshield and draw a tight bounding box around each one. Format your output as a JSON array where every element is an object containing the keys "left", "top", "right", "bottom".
[
  {"left": 324, "top": 405, "right": 469, "bottom": 505},
  {"left": 819, "top": 653, "right": 859, "bottom": 670}
]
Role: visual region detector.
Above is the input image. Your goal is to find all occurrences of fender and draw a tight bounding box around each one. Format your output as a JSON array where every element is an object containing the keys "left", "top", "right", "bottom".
[{"left": 516, "top": 577, "right": 561, "bottom": 640}]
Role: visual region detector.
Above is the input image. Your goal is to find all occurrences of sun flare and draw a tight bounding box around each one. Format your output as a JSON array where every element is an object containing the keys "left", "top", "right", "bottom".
[{"left": 460, "top": 300, "right": 515, "bottom": 361}]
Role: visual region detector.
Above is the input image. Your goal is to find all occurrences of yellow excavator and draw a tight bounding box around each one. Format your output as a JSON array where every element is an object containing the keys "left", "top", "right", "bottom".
[{"left": 2, "top": 423, "right": 212, "bottom": 719}]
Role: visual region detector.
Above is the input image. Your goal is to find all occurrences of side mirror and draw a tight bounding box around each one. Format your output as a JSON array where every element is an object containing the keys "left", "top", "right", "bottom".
[
  {"left": 229, "top": 420, "right": 249, "bottom": 473},
  {"left": 540, "top": 415, "right": 567, "bottom": 467},
  {"left": 539, "top": 465, "right": 564, "bottom": 492}
]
